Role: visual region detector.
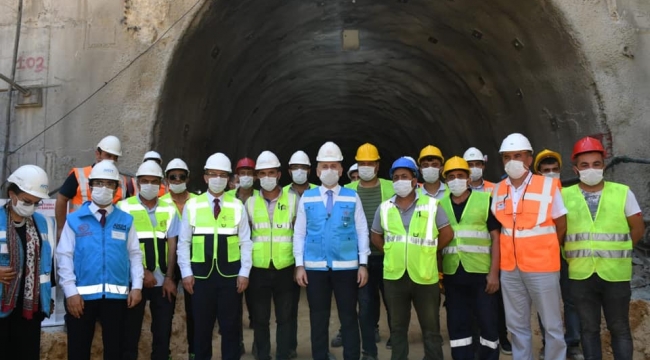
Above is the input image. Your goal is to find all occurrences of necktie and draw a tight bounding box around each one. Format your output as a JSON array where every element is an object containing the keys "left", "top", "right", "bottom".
[
  {"left": 213, "top": 198, "right": 221, "bottom": 219},
  {"left": 326, "top": 190, "right": 333, "bottom": 215},
  {"left": 98, "top": 209, "right": 107, "bottom": 227}
]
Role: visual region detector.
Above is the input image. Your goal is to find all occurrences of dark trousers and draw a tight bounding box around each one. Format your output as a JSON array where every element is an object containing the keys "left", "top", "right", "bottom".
[
  {"left": 358, "top": 255, "right": 390, "bottom": 356},
  {"left": 445, "top": 266, "right": 499, "bottom": 360},
  {"left": 306, "top": 269, "right": 360, "bottom": 360},
  {"left": 289, "top": 281, "right": 301, "bottom": 351},
  {"left": 184, "top": 289, "right": 195, "bottom": 354},
  {"left": 122, "top": 286, "right": 176, "bottom": 360},
  {"left": 65, "top": 298, "right": 127, "bottom": 360},
  {"left": 384, "top": 273, "right": 443, "bottom": 360},
  {"left": 193, "top": 274, "right": 242, "bottom": 360},
  {"left": 0, "top": 307, "right": 43, "bottom": 360},
  {"left": 497, "top": 290, "right": 508, "bottom": 343},
  {"left": 538, "top": 257, "right": 581, "bottom": 347},
  {"left": 249, "top": 266, "right": 295, "bottom": 360},
  {"left": 570, "top": 274, "right": 633, "bottom": 360}
]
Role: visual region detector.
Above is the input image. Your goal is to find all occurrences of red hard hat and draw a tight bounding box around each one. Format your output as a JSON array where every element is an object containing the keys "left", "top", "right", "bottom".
[
  {"left": 235, "top": 157, "right": 256, "bottom": 171},
  {"left": 571, "top": 136, "right": 606, "bottom": 161}
]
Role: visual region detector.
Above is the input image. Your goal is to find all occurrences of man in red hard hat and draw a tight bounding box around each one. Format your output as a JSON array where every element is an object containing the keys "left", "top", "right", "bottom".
[{"left": 563, "top": 136, "right": 645, "bottom": 360}]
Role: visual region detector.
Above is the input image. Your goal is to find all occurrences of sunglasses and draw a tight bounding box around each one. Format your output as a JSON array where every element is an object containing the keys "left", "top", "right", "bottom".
[{"left": 168, "top": 174, "right": 188, "bottom": 181}]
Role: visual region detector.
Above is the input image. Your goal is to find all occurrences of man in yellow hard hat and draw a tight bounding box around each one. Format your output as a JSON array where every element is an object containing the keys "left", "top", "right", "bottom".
[
  {"left": 534, "top": 149, "right": 562, "bottom": 179},
  {"left": 417, "top": 146, "right": 448, "bottom": 200}
]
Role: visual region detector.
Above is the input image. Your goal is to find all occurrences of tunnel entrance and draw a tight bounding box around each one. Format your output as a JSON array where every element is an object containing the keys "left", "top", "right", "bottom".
[{"left": 154, "top": 0, "right": 604, "bottom": 187}]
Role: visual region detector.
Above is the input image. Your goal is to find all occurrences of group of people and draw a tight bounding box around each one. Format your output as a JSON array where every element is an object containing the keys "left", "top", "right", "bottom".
[{"left": 0, "top": 132, "right": 644, "bottom": 360}]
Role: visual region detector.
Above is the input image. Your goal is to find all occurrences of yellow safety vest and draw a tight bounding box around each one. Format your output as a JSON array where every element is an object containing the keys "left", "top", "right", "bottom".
[{"left": 345, "top": 178, "right": 395, "bottom": 201}]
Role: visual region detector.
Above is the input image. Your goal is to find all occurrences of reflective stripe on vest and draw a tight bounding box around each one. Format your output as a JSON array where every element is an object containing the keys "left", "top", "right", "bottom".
[
  {"left": 248, "top": 190, "right": 296, "bottom": 269},
  {"left": 440, "top": 191, "right": 492, "bottom": 275},
  {"left": 345, "top": 178, "right": 395, "bottom": 201},
  {"left": 77, "top": 283, "right": 129, "bottom": 296},
  {"left": 70, "top": 166, "right": 129, "bottom": 212},
  {"left": 562, "top": 182, "right": 632, "bottom": 281},
  {"left": 380, "top": 195, "right": 439, "bottom": 285},
  {"left": 491, "top": 174, "right": 560, "bottom": 272}
]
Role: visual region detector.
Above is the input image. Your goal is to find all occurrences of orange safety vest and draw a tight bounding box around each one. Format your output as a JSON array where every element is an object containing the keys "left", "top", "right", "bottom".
[
  {"left": 69, "top": 166, "right": 129, "bottom": 212},
  {"left": 491, "top": 174, "right": 561, "bottom": 272},
  {"left": 483, "top": 180, "right": 496, "bottom": 194},
  {"left": 129, "top": 177, "right": 167, "bottom": 197}
]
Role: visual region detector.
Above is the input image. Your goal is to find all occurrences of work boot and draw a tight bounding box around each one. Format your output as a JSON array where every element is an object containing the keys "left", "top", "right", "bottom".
[
  {"left": 500, "top": 338, "right": 512, "bottom": 355},
  {"left": 375, "top": 327, "right": 381, "bottom": 343},
  {"left": 330, "top": 330, "right": 343, "bottom": 347},
  {"left": 567, "top": 346, "right": 584, "bottom": 360},
  {"left": 538, "top": 346, "right": 545, "bottom": 360}
]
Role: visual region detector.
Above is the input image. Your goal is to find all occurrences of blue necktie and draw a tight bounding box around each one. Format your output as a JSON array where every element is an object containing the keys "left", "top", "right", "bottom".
[{"left": 326, "top": 190, "right": 333, "bottom": 215}]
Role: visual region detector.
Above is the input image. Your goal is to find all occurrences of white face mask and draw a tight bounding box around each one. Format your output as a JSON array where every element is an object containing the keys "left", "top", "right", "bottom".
[
  {"left": 469, "top": 167, "right": 483, "bottom": 181},
  {"left": 139, "top": 184, "right": 160, "bottom": 200},
  {"left": 291, "top": 169, "right": 308, "bottom": 185},
  {"left": 239, "top": 175, "right": 254, "bottom": 189},
  {"left": 579, "top": 168, "right": 603, "bottom": 186},
  {"left": 504, "top": 160, "right": 527, "bottom": 180},
  {"left": 260, "top": 176, "right": 278, "bottom": 191},
  {"left": 392, "top": 180, "right": 414, "bottom": 198},
  {"left": 421, "top": 167, "right": 440, "bottom": 183},
  {"left": 92, "top": 186, "right": 114, "bottom": 206},
  {"left": 319, "top": 169, "right": 340, "bottom": 187},
  {"left": 544, "top": 172, "right": 561, "bottom": 179},
  {"left": 358, "top": 166, "right": 376, "bottom": 181},
  {"left": 11, "top": 197, "right": 36, "bottom": 217},
  {"left": 169, "top": 183, "right": 187, "bottom": 194},
  {"left": 208, "top": 177, "right": 228, "bottom": 193},
  {"left": 447, "top": 178, "right": 468, "bottom": 197}
]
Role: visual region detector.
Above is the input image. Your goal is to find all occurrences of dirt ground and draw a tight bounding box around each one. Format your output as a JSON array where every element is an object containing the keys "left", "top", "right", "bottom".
[{"left": 41, "top": 289, "right": 650, "bottom": 359}]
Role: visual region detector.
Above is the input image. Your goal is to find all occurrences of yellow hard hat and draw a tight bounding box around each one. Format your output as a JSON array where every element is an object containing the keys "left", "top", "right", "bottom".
[
  {"left": 418, "top": 145, "right": 444, "bottom": 164},
  {"left": 355, "top": 143, "right": 380, "bottom": 161},
  {"left": 442, "top": 156, "right": 470, "bottom": 178},
  {"left": 534, "top": 149, "right": 562, "bottom": 172}
]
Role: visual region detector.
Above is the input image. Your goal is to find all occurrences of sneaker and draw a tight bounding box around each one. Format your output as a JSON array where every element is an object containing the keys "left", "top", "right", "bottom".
[
  {"left": 375, "top": 328, "right": 381, "bottom": 343},
  {"left": 500, "top": 338, "right": 512, "bottom": 355},
  {"left": 330, "top": 331, "right": 343, "bottom": 348},
  {"left": 288, "top": 350, "right": 298, "bottom": 359},
  {"left": 538, "top": 346, "right": 545, "bottom": 360},
  {"left": 567, "top": 346, "right": 584, "bottom": 360},
  {"left": 385, "top": 337, "right": 392, "bottom": 350}
]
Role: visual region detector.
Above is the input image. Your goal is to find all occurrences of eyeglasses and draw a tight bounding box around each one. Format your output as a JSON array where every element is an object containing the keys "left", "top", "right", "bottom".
[
  {"left": 91, "top": 180, "right": 118, "bottom": 189},
  {"left": 168, "top": 174, "right": 187, "bottom": 181}
]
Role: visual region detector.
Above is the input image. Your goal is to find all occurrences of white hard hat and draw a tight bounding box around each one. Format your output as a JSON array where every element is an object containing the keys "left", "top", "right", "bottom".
[
  {"left": 165, "top": 158, "right": 190, "bottom": 174},
  {"left": 463, "top": 147, "right": 486, "bottom": 162},
  {"left": 316, "top": 141, "right": 343, "bottom": 162},
  {"left": 89, "top": 160, "right": 120, "bottom": 181},
  {"left": 255, "top": 151, "right": 281, "bottom": 170},
  {"left": 97, "top": 135, "right": 122, "bottom": 157},
  {"left": 143, "top": 150, "right": 162, "bottom": 163},
  {"left": 204, "top": 153, "right": 232, "bottom": 172},
  {"left": 288, "top": 150, "right": 311, "bottom": 166},
  {"left": 499, "top": 133, "right": 533, "bottom": 153},
  {"left": 7, "top": 165, "right": 49, "bottom": 199},
  {"left": 347, "top": 163, "right": 358, "bottom": 180},
  {"left": 136, "top": 160, "right": 164, "bottom": 178}
]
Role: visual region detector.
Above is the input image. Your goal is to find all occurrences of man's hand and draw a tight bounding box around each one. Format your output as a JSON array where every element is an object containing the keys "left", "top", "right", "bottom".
[
  {"left": 485, "top": 271, "right": 500, "bottom": 294},
  {"left": 295, "top": 266, "right": 308, "bottom": 287},
  {"left": 66, "top": 294, "right": 84, "bottom": 318},
  {"left": 0, "top": 266, "right": 16, "bottom": 285},
  {"left": 182, "top": 275, "right": 195, "bottom": 295},
  {"left": 357, "top": 266, "right": 368, "bottom": 288},
  {"left": 127, "top": 289, "right": 142, "bottom": 308},
  {"left": 162, "top": 277, "right": 177, "bottom": 302},
  {"left": 237, "top": 276, "right": 249, "bottom": 293},
  {"left": 143, "top": 270, "right": 157, "bottom": 288}
]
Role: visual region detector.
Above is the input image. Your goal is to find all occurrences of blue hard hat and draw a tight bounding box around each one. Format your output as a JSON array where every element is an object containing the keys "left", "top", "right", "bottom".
[{"left": 389, "top": 157, "right": 419, "bottom": 179}]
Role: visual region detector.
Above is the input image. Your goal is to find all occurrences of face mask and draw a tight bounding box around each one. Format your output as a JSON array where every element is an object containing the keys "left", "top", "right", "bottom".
[
  {"left": 421, "top": 167, "right": 440, "bottom": 183},
  {"left": 208, "top": 177, "right": 228, "bottom": 193},
  {"left": 469, "top": 167, "right": 483, "bottom": 181},
  {"left": 291, "top": 169, "right": 308, "bottom": 185},
  {"left": 579, "top": 168, "right": 603, "bottom": 186},
  {"left": 504, "top": 160, "right": 527, "bottom": 180},
  {"left": 447, "top": 178, "right": 468, "bottom": 197},
  {"left": 260, "top": 176, "right": 278, "bottom": 191},
  {"left": 319, "top": 169, "right": 340, "bottom": 187},
  {"left": 239, "top": 176, "right": 254, "bottom": 189},
  {"left": 169, "top": 183, "right": 187, "bottom": 194},
  {"left": 358, "top": 166, "right": 376, "bottom": 181},
  {"left": 139, "top": 184, "right": 160, "bottom": 200},
  {"left": 393, "top": 180, "right": 414, "bottom": 198},
  {"left": 11, "top": 197, "right": 36, "bottom": 217},
  {"left": 92, "top": 186, "right": 114, "bottom": 206},
  {"left": 544, "top": 172, "right": 561, "bottom": 179}
]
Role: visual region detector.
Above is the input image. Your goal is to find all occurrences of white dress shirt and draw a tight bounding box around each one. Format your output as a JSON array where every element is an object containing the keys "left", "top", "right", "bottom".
[
  {"left": 56, "top": 203, "right": 144, "bottom": 298},
  {"left": 293, "top": 185, "right": 370, "bottom": 267},
  {"left": 177, "top": 191, "right": 253, "bottom": 279}
]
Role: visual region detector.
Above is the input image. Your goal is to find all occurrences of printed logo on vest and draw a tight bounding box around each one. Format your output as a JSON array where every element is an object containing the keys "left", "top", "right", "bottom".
[{"left": 78, "top": 224, "right": 92, "bottom": 237}]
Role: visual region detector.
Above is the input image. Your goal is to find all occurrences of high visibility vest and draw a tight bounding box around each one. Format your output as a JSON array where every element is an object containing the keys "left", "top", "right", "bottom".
[
  {"left": 69, "top": 166, "right": 129, "bottom": 212},
  {"left": 185, "top": 193, "right": 242, "bottom": 279},
  {"left": 440, "top": 191, "right": 492, "bottom": 275},
  {"left": 379, "top": 195, "right": 440, "bottom": 285},
  {"left": 247, "top": 190, "right": 297, "bottom": 269},
  {"left": 283, "top": 183, "right": 317, "bottom": 197},
  {"left": 482, "top": 180, "right": 496, "bottom": 194},
  {"left": 160, "top": 192, "right": 197, "bottom": 218},
  {"left": 491, "top": 174, "right": 561, "bottom": 272},
  {"left": 130, "top": 178, "right": 168, "bottom": 197},
  {"left": 562, "top": 182, "right": 632, "bottom": 282},
  {"left": 118, "top": 196, "right": 176, "bottom": 274},
  {"left": 345, "top": 178, "right": 395, "bottom": 201}
]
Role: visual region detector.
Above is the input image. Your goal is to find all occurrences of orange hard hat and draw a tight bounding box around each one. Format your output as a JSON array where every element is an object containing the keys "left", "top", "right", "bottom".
[{"left": 571, "top": 137, "right": 606, "bottom": 161}]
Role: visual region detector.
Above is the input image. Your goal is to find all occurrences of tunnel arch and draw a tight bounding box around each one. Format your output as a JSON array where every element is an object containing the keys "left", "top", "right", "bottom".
[{"left": 154, "top": 0, "right": 605, "bottom": 187}]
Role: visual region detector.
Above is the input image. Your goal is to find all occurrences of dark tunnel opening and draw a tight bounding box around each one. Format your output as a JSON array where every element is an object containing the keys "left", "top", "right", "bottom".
[{"left": 154, "top": 0, "right": 604, "bottom": 189}]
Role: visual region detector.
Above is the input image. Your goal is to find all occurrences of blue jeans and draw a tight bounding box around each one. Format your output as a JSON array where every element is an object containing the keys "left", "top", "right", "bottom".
[
  {"left": 570, "top": 274, "right": 633, "bottom": 360},
  {"left": 358, "top": 255, "right": 390, "bottom": 356},
  {"left": 538, "top": 257, "right": 581, "bottom": 347}
]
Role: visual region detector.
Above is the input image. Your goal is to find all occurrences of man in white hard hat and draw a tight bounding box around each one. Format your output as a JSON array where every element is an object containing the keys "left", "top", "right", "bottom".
[
  {"left": 56, "top": 160, "right": 143, "bottom": 360},
  {"left": 129, "top": 151, "right": 168, "bottom": 198},
  {"left": 55, "top": 135, "right": 131, "bottom": 240},
  {"left": 245, "top": 151, "right": 299, "bottom": 360},
  {"left": 490, "top": 133, "right": 567, "bottom": 360},
  {"left": 293, "top": 141, "right": 370, "bottom": 360},
  {"left": 119, "top": 161, "right": 181, "bottom": 360},
  {"left": 177, "top": 153, "right": 253, "bottom": 360},
  {"left": 143, "top": 151, "right": 163, "bottom": 165},
  {"left": 463, "top": 147, "right": 496, "bottom": 193},
  {"left": 347, "top": 163, "right": 359, "bottom": 183}
]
